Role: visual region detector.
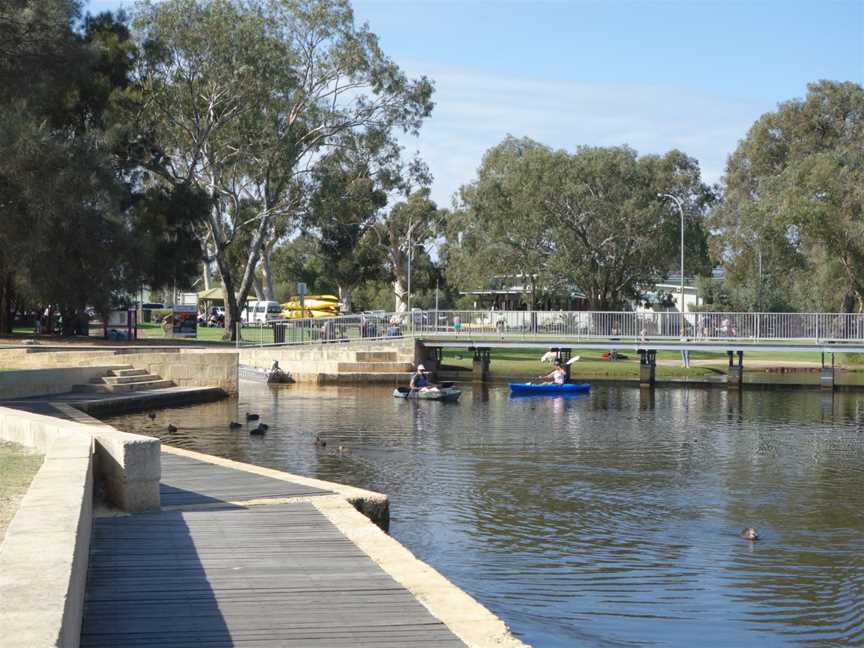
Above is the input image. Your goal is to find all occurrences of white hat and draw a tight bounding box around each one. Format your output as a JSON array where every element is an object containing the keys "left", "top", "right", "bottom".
[{"left": 417, "top": 364, "right": 426, "bottom": 371}]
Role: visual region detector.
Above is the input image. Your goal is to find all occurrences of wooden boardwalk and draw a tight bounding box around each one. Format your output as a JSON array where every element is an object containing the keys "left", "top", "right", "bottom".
[{"left": 80, "top": 456, "right": 466, "bottom": 647}]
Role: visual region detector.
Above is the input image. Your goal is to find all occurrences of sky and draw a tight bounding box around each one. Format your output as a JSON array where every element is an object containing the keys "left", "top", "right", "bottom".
[{"left": 85, "top": 0, "right": 864, "bottom": 206}]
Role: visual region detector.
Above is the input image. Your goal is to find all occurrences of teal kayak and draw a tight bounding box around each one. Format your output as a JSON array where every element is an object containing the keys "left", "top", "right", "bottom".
[
  {"left": 509, "top": 382, "right": 590, "bottom": 395},
  {"left": 393, "top": 386, "right": 462, "bottom": 402}
]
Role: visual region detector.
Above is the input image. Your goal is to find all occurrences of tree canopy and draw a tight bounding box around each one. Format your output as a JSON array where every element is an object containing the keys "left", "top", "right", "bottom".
[
  {"left": 445, "top": 136, "right": 715, "bottom": 310},
  {"left": 130, "top": 0, "right": 433, "bottom": 336},
  {"left": 711, "top": 80, "right": 864, "bottom": 312}
]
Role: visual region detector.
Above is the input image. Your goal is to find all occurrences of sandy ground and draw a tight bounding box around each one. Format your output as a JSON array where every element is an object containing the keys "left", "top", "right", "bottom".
[{"left": 0, "top": 441, "right": 43, "bottom": 541}]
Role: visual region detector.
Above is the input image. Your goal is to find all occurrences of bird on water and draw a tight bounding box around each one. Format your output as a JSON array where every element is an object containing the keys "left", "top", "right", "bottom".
[
  {"left": 228, "top": 421, "right": 242, "bottom": 429},
  {"left": 315, "top": 435, "right": 326, "bottom": 448},
  {"left": 147, "top": 412, "right": 156, "bottom": 420},
  {"left": 250, "top": 424, "right": 267, "bottom": 436},
  {"left": 246, "top": 412, "right": 260, "bottom": 421},
  {"left": 740, "top": 527, "right": 759, "bottom": 541},
  {"left": 167, "top": 424, "right": 178, "bottom": 433}
]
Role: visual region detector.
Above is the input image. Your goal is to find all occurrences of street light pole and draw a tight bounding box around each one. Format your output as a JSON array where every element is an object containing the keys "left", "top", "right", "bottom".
[
  {"left": 658, "top": 193, "right": 685, "bottom": 335},
  {"left": 406, "top": 220, "right": 413, "bottom": 315}
]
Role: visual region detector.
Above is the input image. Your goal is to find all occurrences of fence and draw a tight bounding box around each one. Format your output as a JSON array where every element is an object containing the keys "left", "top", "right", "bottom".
[{"left": 235, "top": 310, "right": 864, "bottom": 347}]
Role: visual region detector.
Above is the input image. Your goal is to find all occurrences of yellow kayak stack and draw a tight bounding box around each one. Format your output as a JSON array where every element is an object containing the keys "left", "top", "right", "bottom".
[{"left": 281, "top": 295, "right": 341, "bottom": 319}]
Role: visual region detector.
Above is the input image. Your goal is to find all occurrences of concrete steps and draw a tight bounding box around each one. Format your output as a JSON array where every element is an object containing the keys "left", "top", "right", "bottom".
[
  {"left": 355, "top": 351, "right": 399, "bottom": 362},
  {"left": 317, "top": 372, "right": 412, "bottom": 385},
  {"left": 337, "top": 361, "right": 415, "bottom": 373},
  {"left": 110, "top": 368, "right": 149, "bottom": 377},
  {"left": 73, "top": 365, "right": 175, "bottom": 394}
]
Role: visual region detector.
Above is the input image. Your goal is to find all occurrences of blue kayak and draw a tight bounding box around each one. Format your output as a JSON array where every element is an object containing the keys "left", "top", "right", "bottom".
[{"left": 509, "top": 382, "right": 591, "bottom": 395}]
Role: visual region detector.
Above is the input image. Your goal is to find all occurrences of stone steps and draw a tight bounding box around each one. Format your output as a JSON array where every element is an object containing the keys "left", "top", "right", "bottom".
[
  {"left": 336, "top": 361, "right": 415, "bottom": 373},
  {"left": 104, "top": 379, "right": 174, "bottom": 393},
  {"left": 317, "top": 372, "right": 413, "bottom": 385},
  {"left": 354, "top": 351, "right": 398, "bottom": 362},
  {"left": 74, "top": 365, "right": 175, "bottom": 394},
  {"left": 109, "top": 368, "right": 149, "bottom": 377},
  {"left": 98, "top": 374, "right": 164, "bottom": 385}
]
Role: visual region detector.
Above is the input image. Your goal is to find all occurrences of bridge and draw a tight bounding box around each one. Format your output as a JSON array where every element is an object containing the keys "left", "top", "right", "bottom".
[{"left": 238, "top": 310, "right": 864, "bottom": 389}]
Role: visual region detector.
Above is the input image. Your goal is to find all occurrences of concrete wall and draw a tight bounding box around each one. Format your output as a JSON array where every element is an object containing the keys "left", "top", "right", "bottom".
[
  {"left": 0, "top": 366, "right": 125, "bottom": 400},
  {"left": 0, "top": 349, "right": 120, "bottom": 369},
  {"left": 0, "top": 409, "right": 93, "bottom": 648},
  {"left": 240, "top": 340, "right": 414, "bottom": 382},
  {"left": 0, "top": 348, "right": 239, "bottom": 395},
  {"left": 51, "top": 405, "right": 162, "bottom": 512},
  {"left": 117, "top": 350, "right": 238, "bottom": 395}
]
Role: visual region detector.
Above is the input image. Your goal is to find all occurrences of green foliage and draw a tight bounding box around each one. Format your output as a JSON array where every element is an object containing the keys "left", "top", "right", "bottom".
[
  {"left": 445, "top": 136, "right": 715, "bottom": 309},
  {"left": 372, "top": 188, "right": 442, "bottom": 311},
  {"left": 131, "top": 0, "right": 433, "bottom": 334},
  {"left": 711, "top": 81, "right": 864, "bottom": 312}
]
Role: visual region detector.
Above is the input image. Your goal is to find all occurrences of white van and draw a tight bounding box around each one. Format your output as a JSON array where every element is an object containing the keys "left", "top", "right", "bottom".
[{"left": 241, "top": 300, "right": 282, "bottom": 324}]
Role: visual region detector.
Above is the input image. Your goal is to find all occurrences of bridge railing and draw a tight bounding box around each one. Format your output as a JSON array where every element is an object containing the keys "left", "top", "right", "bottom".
[{"left": 235, "top": 310, "right": 864, "bottom": 347}]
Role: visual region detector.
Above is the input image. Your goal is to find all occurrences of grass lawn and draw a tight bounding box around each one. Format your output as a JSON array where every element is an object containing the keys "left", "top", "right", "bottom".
[
  {"left": 137, "top": 322, "right": 233, "bottom": 342},
  {"left": 0, "top": 441, "right": 43, "bottom": 541}
]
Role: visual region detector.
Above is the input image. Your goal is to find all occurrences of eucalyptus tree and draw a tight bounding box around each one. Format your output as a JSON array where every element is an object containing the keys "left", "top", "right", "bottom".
[
  {"left": 375, "top": 188, "right": 442, "bottom": 312},
  {"left": 304, "top": 132, "right": 404, "bottom": 311},
  {"left": 131, "top": 0, "right": 433, "bottom": 338},
  {"left": 542, "top": 146, "right": 714, "bottom": 309},
  {"left": 446, "top": 137, "right": 714, "bottom": 310},
  {"left": 444, "top": 136, "right": 556, "bottom": 309},
  {"left": 712, "top": 81, "right": 864, "bottom": 312}
]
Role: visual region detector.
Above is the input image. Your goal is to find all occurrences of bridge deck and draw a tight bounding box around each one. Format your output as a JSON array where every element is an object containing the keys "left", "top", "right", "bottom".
[
  {"left": 416, "top": 335, "right": 864, "bottom": 354},
  {"left": 80, "top": 455, "right": 465, "bottom": 647}
]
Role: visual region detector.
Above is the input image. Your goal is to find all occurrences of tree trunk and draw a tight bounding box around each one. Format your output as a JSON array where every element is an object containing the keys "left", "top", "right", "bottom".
[
  {"left": 202, "top": 261, "right": 211, "bottom": 291},
  {"left": 339, "top": 285, "right": 353, "bottom": 313},
  {"left": 393, "top": 278, "right": 408, "bottom": 312},
  {"left": 216, "top": 250, "right": 240, "bottom": 341},
  {"left": 206, "top": 201, "right": 275, "bottom": 341},
  {"left": 261, "top": 246, "right": 275, "bottom": 301},
  {"left": 253, "top": 277, "right": 264, "bottom": 301},
  {"left": 0, "top": 272, "right": 12, "bottom": 335}
]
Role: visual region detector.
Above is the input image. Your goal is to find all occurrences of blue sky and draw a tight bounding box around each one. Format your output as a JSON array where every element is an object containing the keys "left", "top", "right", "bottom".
[{"left": 85, "top": 0, "right": 864, "bottom": 206}]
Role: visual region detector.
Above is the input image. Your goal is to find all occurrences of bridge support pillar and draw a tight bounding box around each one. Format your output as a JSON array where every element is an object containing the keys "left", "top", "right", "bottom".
[
  {"left": 639, "top": 350, "right": 656, "bottom": 387},
  {"left": 820, "top": 353, "right": 835, "bottom": 390},
  {"left": 727, "top": 351, "right": 744, "bottom": 389},
  {"left": 414, "top": 342, "right": 441, "bottom": 379},
  {"left": 472, "top": 348, "right": 491, "bottom": 382}
]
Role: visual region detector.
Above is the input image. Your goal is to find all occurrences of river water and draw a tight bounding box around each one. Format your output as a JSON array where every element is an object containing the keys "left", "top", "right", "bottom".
[{"left": 104, "top": 383, "right": 864, "bottom": 647}]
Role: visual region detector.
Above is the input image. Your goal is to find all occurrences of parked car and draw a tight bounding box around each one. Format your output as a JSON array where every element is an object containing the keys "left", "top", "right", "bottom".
[{"left": 241, "top": 300, "right": 282, "bottom": 324}]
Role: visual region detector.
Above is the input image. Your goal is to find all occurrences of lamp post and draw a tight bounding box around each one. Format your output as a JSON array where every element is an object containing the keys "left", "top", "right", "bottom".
[{"left": 658, "top": 193, "right": 685, "bottom": 336}]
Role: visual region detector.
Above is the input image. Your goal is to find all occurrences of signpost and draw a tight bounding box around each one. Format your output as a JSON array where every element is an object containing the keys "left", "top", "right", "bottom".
[{"left": 172, "top": 304, "right": 198, "bottom": 337}]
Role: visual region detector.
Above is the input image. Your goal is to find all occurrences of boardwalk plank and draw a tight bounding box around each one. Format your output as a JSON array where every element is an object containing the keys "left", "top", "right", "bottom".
[{"left": 81, "top": 456, "right": 466, "bottom": 647}]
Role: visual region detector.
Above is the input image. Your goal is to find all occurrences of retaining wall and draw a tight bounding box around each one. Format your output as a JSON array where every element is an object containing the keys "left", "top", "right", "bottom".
[
  {"left": 0, "top": 348, "right": 239, "bottom": 395},
  {"left": 0, "top": 409, "right": 93, "bottom": 648},
  {"left": 114, "top": 350, "right": 238, "bottom": 395},
  {"left": 240, "top": 339, "right": 415, "bottom": 382},
  {"left": 0, "top": 366, "right": 126, "bottom": 400}
]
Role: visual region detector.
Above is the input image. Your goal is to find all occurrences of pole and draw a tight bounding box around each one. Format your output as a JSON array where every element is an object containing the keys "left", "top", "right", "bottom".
[
  {"left": 435, "top": 278, "right": 439, "bottom": 333},
  {"left": 679, "top": 195, "right": 684, "bottom": 337},
  {"left": 658, "top": 193, "right": 685, "bottom": 336},
  {"left": 406, "top": 218, "right": 413, "bottom": 315}
]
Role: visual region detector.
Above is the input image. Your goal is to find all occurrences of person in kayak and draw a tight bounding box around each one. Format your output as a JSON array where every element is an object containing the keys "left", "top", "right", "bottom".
[
  {"left": 542, "top": 361, "right": 567, "bottom": 385},
  {"left": 410, "top": 364, "right": 438, "bottom": 392}
]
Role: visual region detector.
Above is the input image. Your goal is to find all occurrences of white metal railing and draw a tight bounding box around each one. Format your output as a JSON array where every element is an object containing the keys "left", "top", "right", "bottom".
[{"left": 234, "top": 310, "right": 864, "bottom": 347}]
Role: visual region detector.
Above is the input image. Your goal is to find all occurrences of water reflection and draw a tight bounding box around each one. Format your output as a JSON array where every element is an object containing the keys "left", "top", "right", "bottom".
[{"left": 105, "top": 384, "right": 864, "bottom": 647}]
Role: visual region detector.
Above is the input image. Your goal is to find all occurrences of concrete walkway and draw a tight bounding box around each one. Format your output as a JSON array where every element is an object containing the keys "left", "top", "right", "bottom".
[
  {"left": 0, "top": 386, "right": 226, "bottom": 418},
  {"left": 80, "top": 453, "right": 468, "bottom": 648}
]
